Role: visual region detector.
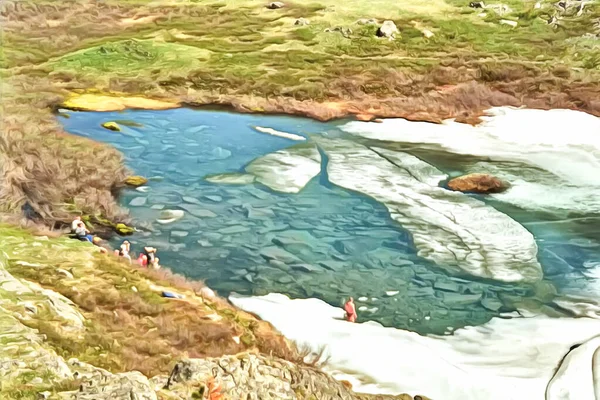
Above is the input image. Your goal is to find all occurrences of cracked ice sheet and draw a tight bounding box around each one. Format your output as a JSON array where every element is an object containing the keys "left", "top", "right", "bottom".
[
  {"left": 340, "top": 107, "right": 600, "bottom": 215},
  {"left": 245, "top": 143, "right": 321, "bottom": 194},
  {"left": 315, "top": 137, "right": 541, "bottom": 283}
]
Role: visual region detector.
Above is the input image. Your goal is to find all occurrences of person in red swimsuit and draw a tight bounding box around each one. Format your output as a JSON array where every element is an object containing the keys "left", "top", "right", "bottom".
[{"left": 344, "top": 297, "right": 357, "bottom": 323}]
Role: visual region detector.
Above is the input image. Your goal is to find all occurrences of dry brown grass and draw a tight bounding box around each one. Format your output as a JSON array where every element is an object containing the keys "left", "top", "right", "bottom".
[
  {"left": 0, "top": 74, "right": 130, "bottom": 231},
  {"left": 8, "top": 247, "right": 299, "bottom": 377}
]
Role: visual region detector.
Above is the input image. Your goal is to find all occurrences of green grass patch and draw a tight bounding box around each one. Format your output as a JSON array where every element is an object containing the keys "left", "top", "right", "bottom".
[{"left": 50, "top": 39, "right": 211, "bottom": 76}]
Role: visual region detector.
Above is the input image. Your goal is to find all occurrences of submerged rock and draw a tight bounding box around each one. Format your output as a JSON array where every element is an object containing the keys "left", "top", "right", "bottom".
[
  {"left": 182, "top": 196, "right": 201, "bottom": 205},
  {"left": 260, "top": 247, "right": 302, "bottom": 264},
  {"left": 447, "top": 173, "right": 509, "bottom": 194},
  {"left": 129, "top": 197, "right": 147, "bottom": 207},
  {"left": 203, "top": 195, "right": 223, "bottom": 202},
  {"left": 219, "top": 225, "right": 250, "bottom": 234},
  {"left": 180, "top": 205, "right": 217, "bottom": 218},
  {"left": 209, "top": 146, "right": 232, "bottom": 160},
  {"left": 205, "top": 173, "right": 255, "bottom": 185}
]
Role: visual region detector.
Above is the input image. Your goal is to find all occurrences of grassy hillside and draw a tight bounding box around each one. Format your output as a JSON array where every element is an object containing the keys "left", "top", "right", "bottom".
[{"left": 0, "top": 224, "right": 300, "bottom": 396}]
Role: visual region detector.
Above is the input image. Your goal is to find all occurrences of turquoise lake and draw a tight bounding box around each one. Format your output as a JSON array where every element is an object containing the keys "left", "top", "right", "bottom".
[{"left": 59, "top": 108, "right": 600, "bottom": 335}]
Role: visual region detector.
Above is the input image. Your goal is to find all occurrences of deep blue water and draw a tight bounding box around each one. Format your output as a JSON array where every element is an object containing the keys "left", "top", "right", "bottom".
[{"left": 59, "top": 108, "right": 600, "bottom": 335}]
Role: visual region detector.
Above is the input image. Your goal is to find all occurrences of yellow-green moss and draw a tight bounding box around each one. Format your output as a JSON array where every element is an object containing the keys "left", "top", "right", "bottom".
[
  {"left": 124, "top": 176, "right": 148, "bottom": 187},
  {"left": 101, "top": 121, "right": 121, "bottom": 131}
]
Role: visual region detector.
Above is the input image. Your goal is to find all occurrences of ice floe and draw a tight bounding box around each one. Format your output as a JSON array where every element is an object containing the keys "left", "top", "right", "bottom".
[
  {"left": 230, "top": 293, "right": 600, "bottom": 400},
  {"left": 341, "top": 107, "right": 600, "bottom": 214},
  {"left": 254, "top": 126, "right": 306, "bottom": 141},
  {"left": 315, "top": 137, "right": 541, "bottom": 283},
  {"left": 245, "top": 143, "right": 321, "bottom": 194}
]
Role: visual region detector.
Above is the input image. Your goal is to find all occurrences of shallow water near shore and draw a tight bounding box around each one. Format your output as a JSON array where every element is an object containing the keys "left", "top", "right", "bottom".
[{"left": 60, "top": 107, "right": 600, "bottom": 339}]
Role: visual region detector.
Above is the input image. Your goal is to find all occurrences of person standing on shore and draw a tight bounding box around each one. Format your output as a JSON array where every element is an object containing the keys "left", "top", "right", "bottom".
[{"left": 344, "top": 297, "right": 357, "bottom": 323}]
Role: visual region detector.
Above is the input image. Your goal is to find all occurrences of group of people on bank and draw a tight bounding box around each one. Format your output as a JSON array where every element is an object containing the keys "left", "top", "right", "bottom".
[
  {"left": 70, "top": 216, "right": 159, "bottom": 269},
  {"left": 71, "top": 216, "right": 358, "bottom": 321},
  {"left": 113, "top": 239, "right": 160, "bottom": 269}
]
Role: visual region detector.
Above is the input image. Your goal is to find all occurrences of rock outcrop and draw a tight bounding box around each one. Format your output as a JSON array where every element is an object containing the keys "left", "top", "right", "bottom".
[
  {"left": 447, "top": 173, "right": 509, "bottom": 194},
  {"left": 267, "top": 2, "right": 284, "bottom": 9},
  {"left": 376, "top": 20, "right": 399, "bottom": 39},
  {"left": 125, "top": 175, "right": 149, "bottom": 187},
  {"left": 164, "top": 353, "right": 421, "bottom": 400},
  {"left": 59, "top": 362, "right": 157, "bottom": 400},
  {"left": 101, "top": 121, "right": 121, "bottom": 131}
]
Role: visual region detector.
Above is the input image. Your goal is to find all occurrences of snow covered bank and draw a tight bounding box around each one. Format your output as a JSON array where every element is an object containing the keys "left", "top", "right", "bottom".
[
  {"left": 230, "top": 293, "right": 600, "bottom": 400},
  {"left": 315, "top": 137, "right": 541, "bottom": 283},
  {"left": 340, "top": 107, "right": 600, "bottom": 215}
]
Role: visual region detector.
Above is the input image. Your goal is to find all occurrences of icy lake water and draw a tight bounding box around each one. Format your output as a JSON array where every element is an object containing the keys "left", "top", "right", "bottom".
[{"left": 59, "top": 107, "right": 600, "bottom": 336}]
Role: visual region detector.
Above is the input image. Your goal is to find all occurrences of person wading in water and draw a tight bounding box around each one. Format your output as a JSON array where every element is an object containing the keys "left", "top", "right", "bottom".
[{"left": 344, "top": 297, "right": 357, "bottom": 323}]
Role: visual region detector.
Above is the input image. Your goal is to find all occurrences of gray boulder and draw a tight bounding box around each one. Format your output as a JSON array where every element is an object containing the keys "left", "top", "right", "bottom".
[
  {"left": 295, "top": 17, "right": 310, "bottom": 26},
  {"left": 376, "top": 20, "right": 399, "bottom": 39}
]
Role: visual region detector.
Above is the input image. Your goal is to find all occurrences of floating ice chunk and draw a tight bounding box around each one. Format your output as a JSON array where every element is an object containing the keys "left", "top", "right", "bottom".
[
  {"left": 182, "top": 196, "right": 201, "bottom": 205},
  {"left": 245, "top": 143, "right": 321, "bottom": 194},
  {"left": 315, "top": 137, "right": 541, "bottom": 283},
  {"left": 156, "top": 209, "right": 184, "bottom": 224},
  {"left": 254, "top": 126, "right": 306, "bottom": 141},
  {"left": 129, "top": 197, "right": 147, "bottom": 206}
]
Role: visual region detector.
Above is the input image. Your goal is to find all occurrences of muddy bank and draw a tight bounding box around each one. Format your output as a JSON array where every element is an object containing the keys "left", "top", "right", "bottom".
[{"left": 61, "top": 78, "right": 600, "bottom": 125}]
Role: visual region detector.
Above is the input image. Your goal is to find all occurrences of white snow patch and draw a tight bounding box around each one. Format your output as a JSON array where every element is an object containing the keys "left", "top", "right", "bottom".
[
  {"left": 230, "top": 293, "right": 600, "bottom": 400},
  {"left": 341, "top": 107, "right": 600, "bottom": 214}
]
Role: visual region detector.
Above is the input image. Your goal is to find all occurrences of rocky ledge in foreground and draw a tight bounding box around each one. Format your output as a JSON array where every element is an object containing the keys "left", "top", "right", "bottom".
[
  {"left": 60, "top": 352, "right": 429, "bottom": 399},
  {"left": 164, "top": 353, "right": 429, "bottom": 400}
]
